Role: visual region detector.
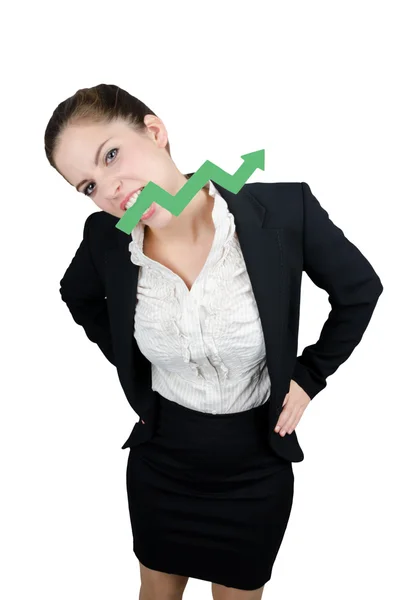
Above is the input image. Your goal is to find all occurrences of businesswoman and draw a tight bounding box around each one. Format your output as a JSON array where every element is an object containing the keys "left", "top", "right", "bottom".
[{"left": 44, "top": 83, "right": 383, "bottom": 600}]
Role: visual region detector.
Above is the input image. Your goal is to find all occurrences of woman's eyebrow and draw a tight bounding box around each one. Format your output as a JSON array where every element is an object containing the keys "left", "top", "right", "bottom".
[{"left": 76, "top": 137, "right": 112, "bottom": 191}]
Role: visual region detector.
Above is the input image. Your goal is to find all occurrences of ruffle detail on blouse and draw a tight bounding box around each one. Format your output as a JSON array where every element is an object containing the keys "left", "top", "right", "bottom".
[
  {"left": 202, "top": 237, "right": 242, "bottom": 314},
  {"left": 200, "top": 324, "right": 230, "bottom": 382},
  {"left": 170, "top": 317, "right": 205, "bottom": 380},
  {"left": 196, "top": 236, "right": 246, "bottom": 383},
  {"left": 134, "top": 268, "right": 183, "bottom": 325},
  {"left": 128, "top": 183, "right": 239, "bottom": 384},
  {"left": 199, "top": 287, "right": 231, "bottom": 383},
  {"left": 211, "top": 350, "right": 229, "bottom": 381}
]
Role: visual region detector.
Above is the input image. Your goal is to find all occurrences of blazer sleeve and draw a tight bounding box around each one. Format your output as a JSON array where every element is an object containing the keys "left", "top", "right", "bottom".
[
  {"left": 59, "top": 213, "right": 116, "bottom": 366},
  {"left": 291, "top": 182, "right": 384, "bottom": 400}
]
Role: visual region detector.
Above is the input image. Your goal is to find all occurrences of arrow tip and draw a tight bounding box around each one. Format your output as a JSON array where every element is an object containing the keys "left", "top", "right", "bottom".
[{"left": 240, "top": 149, "right": 265, "bottom": 170}]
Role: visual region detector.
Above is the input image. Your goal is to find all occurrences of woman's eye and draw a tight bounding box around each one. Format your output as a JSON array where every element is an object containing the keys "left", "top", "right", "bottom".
[{"left": 83, "top": 148, "right": 118, "bottom": 196}]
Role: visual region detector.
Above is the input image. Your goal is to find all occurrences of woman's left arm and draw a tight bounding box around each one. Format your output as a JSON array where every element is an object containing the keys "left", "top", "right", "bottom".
[{"left": 275, "top": 182, "right": 384, "bottom": 437}]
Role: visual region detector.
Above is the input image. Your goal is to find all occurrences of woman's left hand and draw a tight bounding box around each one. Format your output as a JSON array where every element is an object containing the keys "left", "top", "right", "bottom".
[{"left": 274, "top": 379, "right": 311, "bottom": 436}]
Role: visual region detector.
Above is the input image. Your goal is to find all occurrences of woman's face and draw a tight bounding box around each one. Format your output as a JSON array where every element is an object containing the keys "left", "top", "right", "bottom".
[{"left": 54, "top": 115, "right": 186, "bottom": 225}]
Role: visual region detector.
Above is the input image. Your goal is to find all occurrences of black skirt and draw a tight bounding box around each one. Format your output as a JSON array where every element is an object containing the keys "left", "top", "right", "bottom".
[{"left": 126, "top": 391, "right": 294, "bottom": 591}]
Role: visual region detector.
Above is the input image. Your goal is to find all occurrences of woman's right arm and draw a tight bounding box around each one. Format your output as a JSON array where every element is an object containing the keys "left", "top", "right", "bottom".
[{"left": 59, "top": 213, "right": 116, "bottom": 366}]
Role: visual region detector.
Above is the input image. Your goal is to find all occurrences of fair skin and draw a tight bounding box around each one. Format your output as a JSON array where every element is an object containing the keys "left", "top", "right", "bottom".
[
  {"left": 54, "top": 113, "right": 311, "bottom": 435},
  {"left": 54, "top": 114, "right": 215, "bottom": 248}
]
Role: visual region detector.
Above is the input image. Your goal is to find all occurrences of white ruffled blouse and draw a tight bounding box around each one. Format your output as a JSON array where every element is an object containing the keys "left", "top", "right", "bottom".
[{"left": 128, "top": 180, "right": 271, "bottom": 414}]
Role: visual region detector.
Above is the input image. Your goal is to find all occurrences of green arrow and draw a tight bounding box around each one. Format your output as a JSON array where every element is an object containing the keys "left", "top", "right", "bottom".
[{"left": 115, "top": 149, "right": 265, "bottom": 234}]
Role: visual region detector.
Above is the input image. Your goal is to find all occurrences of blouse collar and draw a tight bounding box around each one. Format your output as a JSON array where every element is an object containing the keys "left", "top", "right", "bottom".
[{"left": 128, "top": 180, "right": 236, "bottom": 279}]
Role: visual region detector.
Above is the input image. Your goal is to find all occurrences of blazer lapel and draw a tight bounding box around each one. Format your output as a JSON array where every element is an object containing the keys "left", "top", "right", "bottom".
[{"left": 105, "top": 174, "right": 288, "bottom": 407}]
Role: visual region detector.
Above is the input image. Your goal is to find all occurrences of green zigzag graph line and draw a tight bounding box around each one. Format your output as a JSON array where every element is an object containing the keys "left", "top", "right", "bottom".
[{"left": 115, "top": 149, "right": 265, "bottom": 235}]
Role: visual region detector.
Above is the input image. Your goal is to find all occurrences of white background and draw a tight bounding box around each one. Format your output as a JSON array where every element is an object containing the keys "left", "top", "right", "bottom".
[{"left": 1, "top": 0, "right": 395, "bottom": 598}]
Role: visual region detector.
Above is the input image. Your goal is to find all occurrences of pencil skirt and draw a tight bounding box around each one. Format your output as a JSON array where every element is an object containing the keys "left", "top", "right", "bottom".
[{"left": 126, "top": 392, "right": 294, "bottom": 591}]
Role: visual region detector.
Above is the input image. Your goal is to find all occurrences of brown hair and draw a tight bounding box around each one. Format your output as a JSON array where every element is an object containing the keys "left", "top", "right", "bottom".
[{"left": 44, "top": 83, "right": 171, "bottom": 174}]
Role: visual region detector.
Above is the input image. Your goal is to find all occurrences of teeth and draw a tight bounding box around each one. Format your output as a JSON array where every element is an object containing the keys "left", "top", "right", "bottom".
[{"left": 124, "top": 188, "right": 144, "bottom": 210}]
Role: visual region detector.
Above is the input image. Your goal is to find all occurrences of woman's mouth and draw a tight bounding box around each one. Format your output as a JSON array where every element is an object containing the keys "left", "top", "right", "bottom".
[
  {"left": 122, "top": 188, "right": 156, "bottom": 220},
  {"left": 123, "top": 187, "right": 145, "bottom": 210}
]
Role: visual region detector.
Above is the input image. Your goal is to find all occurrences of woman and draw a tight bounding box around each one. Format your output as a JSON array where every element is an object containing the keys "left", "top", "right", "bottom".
[{"left": 44, "top": 84, "right": 383, "bottom": 599}]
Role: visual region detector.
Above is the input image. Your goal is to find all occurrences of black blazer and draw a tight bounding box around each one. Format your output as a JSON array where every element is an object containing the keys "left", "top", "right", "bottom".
[{"left": 59, "top": 176, "right": 383, "bottom": 462}]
